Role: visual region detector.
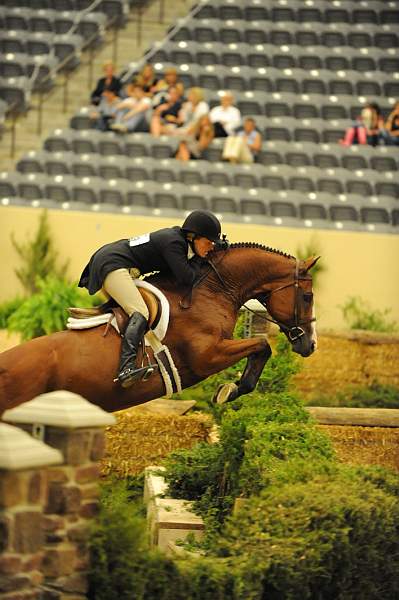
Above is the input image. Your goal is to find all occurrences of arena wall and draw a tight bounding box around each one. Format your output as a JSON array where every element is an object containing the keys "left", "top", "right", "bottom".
[{"left": 1, "top": 205, "right": 398, "bottom": 329}]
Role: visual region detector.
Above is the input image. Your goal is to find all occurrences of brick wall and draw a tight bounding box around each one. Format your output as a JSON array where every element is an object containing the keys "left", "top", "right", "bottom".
[{"left": 0, "top": 391, "right": 115, "bottom": 600}]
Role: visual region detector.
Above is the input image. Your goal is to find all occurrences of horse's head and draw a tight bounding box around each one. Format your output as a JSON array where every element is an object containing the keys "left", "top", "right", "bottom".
[{"left": 258, "top": 256, "right": 320, "bottom": 357}]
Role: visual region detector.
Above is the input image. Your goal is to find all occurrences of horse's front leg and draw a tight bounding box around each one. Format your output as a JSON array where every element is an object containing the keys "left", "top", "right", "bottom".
[
  {"left": 213, "top": 339, "right": 272, "bottom": 404},
  {"left": 195, "top": 337, "right": 272, "bottom": 404}
]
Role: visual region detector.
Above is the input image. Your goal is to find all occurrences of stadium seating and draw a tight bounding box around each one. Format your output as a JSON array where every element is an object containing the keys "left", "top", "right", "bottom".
[
  {"left": 2, "top": 0, "right": 399, "bottom": 233},
  {"left": 0, "top": 1, "right": 129, "bottom": 114}
]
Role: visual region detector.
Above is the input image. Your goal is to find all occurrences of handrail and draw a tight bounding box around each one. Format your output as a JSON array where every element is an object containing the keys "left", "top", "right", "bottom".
[
  {"left": 2, "top": 0, "right": 173, "bottom": 158},
  {"left": 3, "top": 13, "right": 120, "bottom": 157},
  {"left": 121, "top": 0, "right": 206, "bottom": 84}
]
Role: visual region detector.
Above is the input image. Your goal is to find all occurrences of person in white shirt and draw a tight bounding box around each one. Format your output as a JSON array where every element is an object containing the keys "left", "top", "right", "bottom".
[
  {"left": 209, "top": 91, "right": 242, "bottom": 137},
  {"left": 175, "top": 87, "right": 209, "bottom": 135}
]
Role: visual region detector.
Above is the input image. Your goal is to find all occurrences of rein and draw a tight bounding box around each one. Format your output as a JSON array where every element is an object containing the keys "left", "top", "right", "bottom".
[{"left": 179, "top": 252, "right": 315, "bottom": 342}]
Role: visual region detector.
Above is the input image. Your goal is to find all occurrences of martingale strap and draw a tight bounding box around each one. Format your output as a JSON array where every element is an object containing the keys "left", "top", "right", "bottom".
[{"left": 145, "top": 331, "right": 182, "bottom": 397}]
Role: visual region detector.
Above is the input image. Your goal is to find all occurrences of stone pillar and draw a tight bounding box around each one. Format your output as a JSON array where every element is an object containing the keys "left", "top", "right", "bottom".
[
  {"left": 0, "top": 423, "right": 63, "bottom": 600},
  {"left": 2, "top": 391, "right": 116, "bottom": 600}
]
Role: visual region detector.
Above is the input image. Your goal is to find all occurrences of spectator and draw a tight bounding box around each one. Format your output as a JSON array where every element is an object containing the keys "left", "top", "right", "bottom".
[
  {"left": 90, "top": 61, "right": 122, "bottom": 106},
  {"left": 132, "top": 63, "right": 159, "bottom": 95},
  {"left": 110, "top": 84, "right": 152, "bottom": 133},
  {"left": 209, "top": 91, "right": 241, "bottom": 137},
  {"left": 176, "top": 87, "right": 209, "bottom": 135},
  {"left": 152, "top": 67, "right": 184, "bottom": 98},
  {"left": 89, "top": 89, "right": 120, "bottom": 131},
  {"left": 380, "top": 101, "right": 399, "bottom": 146},
  {"left": 222, "top": 117, "right": 262, "bottom": 163},
  {"left": 150, "top": 85, "right": 184, "bottom": 137},
  {"left": 175, "top": 115, "right": 215, "bottom": 161},
  {"left": 339, "top": 103, "right": 384, "bottom": 147}
]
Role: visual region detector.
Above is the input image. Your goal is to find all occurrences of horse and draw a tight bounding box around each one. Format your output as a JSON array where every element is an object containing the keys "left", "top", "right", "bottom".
[{"left": 0, "top": 243, "right": 319, "bottom": 417}]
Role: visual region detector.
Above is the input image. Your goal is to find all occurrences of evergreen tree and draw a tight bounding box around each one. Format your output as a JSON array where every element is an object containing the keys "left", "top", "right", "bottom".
[{"left": 11, "top": 210, "right": 69, "bottom": 294}]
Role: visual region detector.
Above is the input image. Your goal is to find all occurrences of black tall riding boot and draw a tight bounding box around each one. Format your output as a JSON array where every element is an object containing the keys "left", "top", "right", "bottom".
[{"left": 117, "top": 312, "right": 157, "bottom": 388}]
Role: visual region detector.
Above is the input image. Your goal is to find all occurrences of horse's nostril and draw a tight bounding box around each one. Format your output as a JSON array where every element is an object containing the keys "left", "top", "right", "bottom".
[{"left": 310, "top": 341, "right": 316, "bottom": 352}]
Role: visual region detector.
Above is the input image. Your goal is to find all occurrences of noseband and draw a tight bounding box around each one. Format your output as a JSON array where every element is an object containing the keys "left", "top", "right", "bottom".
[{"left": 254, "top": 259, "right": 316, "bottom": 342}]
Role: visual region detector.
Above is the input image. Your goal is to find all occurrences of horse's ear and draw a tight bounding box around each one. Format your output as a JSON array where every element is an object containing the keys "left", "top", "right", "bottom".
[{"left": 303, "top": 256, "right": 321, "bottom": 273}]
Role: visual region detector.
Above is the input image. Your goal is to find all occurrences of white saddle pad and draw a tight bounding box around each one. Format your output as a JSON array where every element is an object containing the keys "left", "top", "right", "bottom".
[{"left": 66, "top": 279, "right": 170, "bottom": 343}]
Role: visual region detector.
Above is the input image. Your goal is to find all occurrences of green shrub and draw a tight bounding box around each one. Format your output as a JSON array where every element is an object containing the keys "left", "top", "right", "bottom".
[
  {"left": 256, "top": 334, "right": 302, "bottom": 394},
  {"left": 11, "top": 210, "right": 69, "bottom": 295},
  {"left": 215, "top": 475, "right": 399, "bottom": 599},
  {"left": 307, "top": 381, "right": 399, "bottom": 409},
  {"left": 238, "top": 422, "right": 335, "bottom": 495},
  {"left": 7, "top": 276, "right": 98, "bottom": 340},
  {"left": 296, "top": 237, "right": 325, "bottom": 289},
  {"left": 0, "top": 296, "right": 25, "bottom": 329},
  {"left": 340, "top": 296, "right": 397, "bottom": 333},
  {"left": 88, "top": 479, "right": 186, "bottom": 600}
]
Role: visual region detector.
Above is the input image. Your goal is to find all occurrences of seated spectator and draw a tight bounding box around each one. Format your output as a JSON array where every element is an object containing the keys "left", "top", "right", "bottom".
[
  {"left": 152, "top": 67, "right": 184, "bottom": 102},
  {"left": 90, "top": 61, "right": 122, "bottom": 106},
  {"left": 380, "top": 101, "right": 399, "bottom": 146},
  {"left": 132, "top": 63, "right": 159, "bottom": 96},
  {"left": 110, "top": 84, "right": 152, "bottom": 133},
  {"left": 222, "top": 117, "right": 262, "bottom": 163},
  {"left": 175, "top": 115, "right": 214, "bottom": 161},
  {"left": 175, "top": 87, "right": 209, "bottom": 135},
  {"left": 339, "top": 103, "right": 383, "bottom": 147},
  {"left": 209, "top": 91, "right": 241, "bottom": 137},
  {"left": 89, "top": 89, "right": 120, "bottom": 131},
  {"left": 150, "top": 85, "right": 184, "bottom": 137}
]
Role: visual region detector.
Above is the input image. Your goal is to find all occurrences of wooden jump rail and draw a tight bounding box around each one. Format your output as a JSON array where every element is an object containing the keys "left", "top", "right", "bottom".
[{"left": 306, "top": 407, "right": 399, "bottom": 428}]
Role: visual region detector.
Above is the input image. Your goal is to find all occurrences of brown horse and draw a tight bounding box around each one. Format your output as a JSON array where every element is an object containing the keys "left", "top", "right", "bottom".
[{"left": 0, "top": 244, "right": 319, "bottom": 416}]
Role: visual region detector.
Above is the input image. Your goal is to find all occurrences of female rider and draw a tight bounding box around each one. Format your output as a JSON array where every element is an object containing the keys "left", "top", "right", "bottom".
[{"left": 78, "top": 210, "right": 222, "bottom": 387}]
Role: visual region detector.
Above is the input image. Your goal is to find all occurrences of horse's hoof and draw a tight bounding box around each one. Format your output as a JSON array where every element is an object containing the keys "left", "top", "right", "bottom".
[{"left": 213, "top": 382, "right": 238, "bottom": 405}]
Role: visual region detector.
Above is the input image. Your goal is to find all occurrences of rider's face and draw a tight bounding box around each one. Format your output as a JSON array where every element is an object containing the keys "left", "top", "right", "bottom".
[{"left": 193, "top": 237, "right": 215, "bottom": 258}]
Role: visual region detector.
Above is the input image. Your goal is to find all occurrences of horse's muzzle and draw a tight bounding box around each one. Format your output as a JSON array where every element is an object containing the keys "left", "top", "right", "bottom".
[{"left": 291, "top": 335, "right": 316, "bottom": 358}]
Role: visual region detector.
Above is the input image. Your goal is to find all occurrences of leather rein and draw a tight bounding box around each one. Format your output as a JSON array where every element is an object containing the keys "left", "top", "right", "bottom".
[{"left": 179, "top": 254, "right": 315, "bottom": 343}]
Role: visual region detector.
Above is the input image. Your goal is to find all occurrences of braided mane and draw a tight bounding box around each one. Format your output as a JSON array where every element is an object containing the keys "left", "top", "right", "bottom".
[{"left": 213, "top": 242, "right": 295, "bottom": 259}]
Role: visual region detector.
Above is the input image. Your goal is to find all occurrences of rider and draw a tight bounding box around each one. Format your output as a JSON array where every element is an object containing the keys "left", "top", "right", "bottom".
[{"left": 78, "top": 210, "right": 222, "bottom": 387}]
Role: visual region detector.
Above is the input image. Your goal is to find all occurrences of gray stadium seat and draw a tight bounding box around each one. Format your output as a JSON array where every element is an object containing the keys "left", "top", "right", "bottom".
[
  {"left": 99, "top": 178, "right": 129, "bottom": 205},
  {"left": 18, "top": 173, "right": 46, "bottom": 200},
  {"left": 45, "top": 151, "right": 73, "bottom": 175},
  {"left": 45, "top": 174, "right": 76, "bottom": 203},
  {"left": 0, "top": 31, "right": 26, "bottom": 54},
  {"left": 72, "top": 176, "right": 103, "bottom": 204},
  {"left": 71, "top": 155, "right": 98, "bottom": 178},
  {"left": 16, "top": 150, "right": 46, "bottom": 174},
  {"left": 361, "top": 207, "right": 390, "bottom": 225},
  {"left": 330, "top": 204, "right": 359, "bottom": 223},
  {"left": 30, "top": 9, "right": 54, "bottom": 33},
  {"left": 0, "top": 171, "right": 20, "bottom": 198}
]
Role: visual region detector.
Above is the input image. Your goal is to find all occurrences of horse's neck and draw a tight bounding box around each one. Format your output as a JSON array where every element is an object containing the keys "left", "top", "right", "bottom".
[{"left": 216, "top": 249, "right": 294, "bottom": 305}]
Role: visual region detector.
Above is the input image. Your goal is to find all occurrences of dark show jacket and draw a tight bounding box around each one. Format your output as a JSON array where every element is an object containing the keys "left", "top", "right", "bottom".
[
  {"left": 78, "top": 226, "right": 204, "bottom": 295},
  {"left": 90, "top": 76, "right": 122, "bottom": 105}
]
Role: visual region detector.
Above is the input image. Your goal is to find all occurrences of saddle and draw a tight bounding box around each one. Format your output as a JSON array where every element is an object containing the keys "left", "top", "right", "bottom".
[{"left": 68, "top": 287, "right": 161, "bottom": 335}]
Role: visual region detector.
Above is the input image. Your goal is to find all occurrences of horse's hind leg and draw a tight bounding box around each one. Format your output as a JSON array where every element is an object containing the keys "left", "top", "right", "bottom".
[{"left": 214, "top": 342, "right": 272, "bottom": 404}]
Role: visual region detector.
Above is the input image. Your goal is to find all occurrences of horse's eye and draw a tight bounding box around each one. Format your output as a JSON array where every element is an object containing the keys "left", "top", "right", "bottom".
[{"left": 303, "top": 293, "right": 313, "bottom": 303}]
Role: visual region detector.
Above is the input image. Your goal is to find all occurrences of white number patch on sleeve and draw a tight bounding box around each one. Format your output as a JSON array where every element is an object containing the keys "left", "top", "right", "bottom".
[{"left": 129, "top": 233, "right": 150, "bottom": 247}]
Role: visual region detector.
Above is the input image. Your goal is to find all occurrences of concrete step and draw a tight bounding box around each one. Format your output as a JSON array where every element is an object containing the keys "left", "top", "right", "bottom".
[{"left": 144, "top": 465, "right": 205, "bottom": 553}]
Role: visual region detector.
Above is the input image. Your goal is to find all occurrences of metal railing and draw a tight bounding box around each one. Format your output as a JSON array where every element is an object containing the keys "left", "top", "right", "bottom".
[
  {"left": 121, "top": 0, "right": 203, "bottom": 84},
  {"left": 2, "top": 0, "right": 168, "bottom": 158}
]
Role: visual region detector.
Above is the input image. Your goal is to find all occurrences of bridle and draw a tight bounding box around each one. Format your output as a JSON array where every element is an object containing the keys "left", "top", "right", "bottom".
[
  {"left": 179, "top": 254, "right": 316, "bottom": 344},
  {"left": 247, "top": 258, "right": 316, "bottom": 343}
]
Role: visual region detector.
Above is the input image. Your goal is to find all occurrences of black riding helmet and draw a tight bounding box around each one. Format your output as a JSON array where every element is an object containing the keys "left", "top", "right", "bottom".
[{"left": 181, "top": 210, "right": 221, "bottom": 243}]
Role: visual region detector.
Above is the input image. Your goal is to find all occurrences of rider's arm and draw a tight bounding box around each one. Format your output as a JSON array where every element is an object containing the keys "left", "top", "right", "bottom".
[{"left": 162, "top": 240, "right": 203, "bottom": 287}]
